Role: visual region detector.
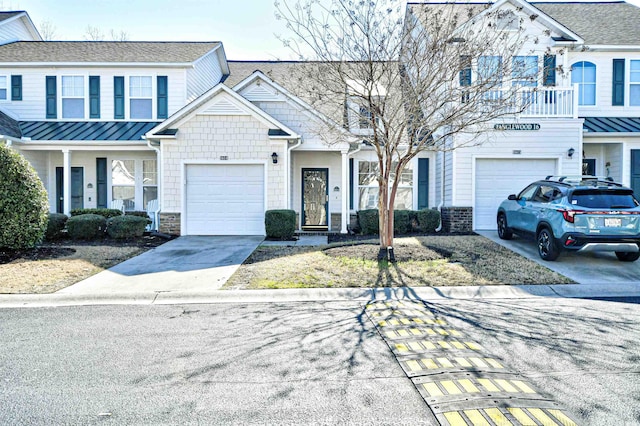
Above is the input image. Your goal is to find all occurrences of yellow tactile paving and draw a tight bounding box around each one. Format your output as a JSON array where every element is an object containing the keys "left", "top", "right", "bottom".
[
  {"left": 422, "top": 382, "right": 444, "bottom": 397},
  {"left": 528, "top": 408, "right": 559, "bottom": 425},
  {"left": 441, "top": 380, "right": 463, "bottom": 395},
  {"left": 484, "top": 408, "right": 513, "bottom": 425},
  {"left": 421, "top": 358, "right": 439, "bottom": 369},
  {"left": 406, "top": 360, "right": 422, "bottom": 372},
  {"left": 484, "top": 358, "right": 504, "bottom": 369},
  {"left": 469, "top": 357, "right": 488, "bottom": 368},
  {"left": 422, "top": 341, "right": 437, "bottom": 349},
  {"left": 408, "top": 341, "right": 423, "bottom": 351},
  {"left": 444, "top": 411, "right": 467, "bottom": 426},
  {"left": 477, "top": 378, "right": 501, "bottom": 392},
  {"left": 548, "top": 409, "right": 578, "bottom": 426},
  {"left": 494, "top": 379, "right": 519, "bottom": 393},
  {"left": 458, "top": 379, "right": 480, "bottom": 393},
  {"left": 512, "top": 380, "right": 537, "bottom": 394},
  {"left": 436, "top": 357, "right": 454, "bottom": 368},
  {"left": 507, "top": 408, "right": 539, "bottom": 425},
  {"left": 455, "top": 357, "right": 473, "bottom": 368},
  {"left": 464, "top": 409, "right": 491, "bottom": 426},
  {"left": 452, "top": 341, "right": 467, "bottom": 350}
]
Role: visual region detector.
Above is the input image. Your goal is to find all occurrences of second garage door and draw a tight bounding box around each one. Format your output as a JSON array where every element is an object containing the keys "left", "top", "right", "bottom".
[
  {"left": 185, "top": 164, "right": 265, "bottom": 235},
  {"left": 475, "top": 158, "right": 557, "bottom": 230}
]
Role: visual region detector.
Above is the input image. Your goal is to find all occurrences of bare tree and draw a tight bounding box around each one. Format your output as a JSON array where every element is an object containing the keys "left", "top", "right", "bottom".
[
  {"left": 84, "top": 25, "right": 104, "bottom": 41},
  {"left": 275, "top": 0, "right": 545, "bottom": 259},
  {"left": 38, "top": 20, "right": 58, "bottom": 40},
  {"left": 110, "top": 29, "right": 130, "bottom": 42}
]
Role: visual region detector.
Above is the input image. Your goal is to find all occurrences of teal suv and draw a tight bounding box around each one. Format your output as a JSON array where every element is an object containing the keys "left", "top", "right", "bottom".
[{"left": 497, "top": 176, "right": 640, "bottom": 261}]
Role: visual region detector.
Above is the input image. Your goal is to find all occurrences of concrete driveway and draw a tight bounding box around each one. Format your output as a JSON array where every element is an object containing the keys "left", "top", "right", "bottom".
[
  {"left": 478, "top": 230, "right": 640, "bottom": 284},
  {"left": 58, "top": 236, "right": 263, "bottom": 295}
]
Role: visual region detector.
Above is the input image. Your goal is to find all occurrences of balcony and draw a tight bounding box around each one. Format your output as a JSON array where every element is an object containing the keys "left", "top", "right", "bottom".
[{"left": 518, "top": 86, "right": 576, "bottom": 118}]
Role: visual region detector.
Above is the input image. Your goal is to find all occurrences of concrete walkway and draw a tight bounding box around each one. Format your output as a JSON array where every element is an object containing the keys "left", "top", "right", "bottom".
[{"left": 57, "top": 235, "right": 263, "bottom": 294}]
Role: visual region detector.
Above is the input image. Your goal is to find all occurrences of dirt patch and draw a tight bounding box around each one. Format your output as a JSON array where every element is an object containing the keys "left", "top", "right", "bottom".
[{"left": 324, "top": 242, "right": 450, "bottom": 262}]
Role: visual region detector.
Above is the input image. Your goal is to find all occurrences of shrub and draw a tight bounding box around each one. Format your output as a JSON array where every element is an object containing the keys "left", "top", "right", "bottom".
[
  {"left": 125, "top": 210, "right": 151, "bottom": 219},
  {"left": 45, "top": 213, "right": 68, "bottom": 240},
  {"left": 106, "top": 215, "right": 148, "bottom": 239},
  {"left": 66, "top": 214, "right": 106, "bottom": 240},
  {"left": 265, "top": 209, "right": 296, "bottom": 239},
  {"left": 357, "top": 209, "right": 379, "bottom": 234},
  {"left": 416, "top": 209, "right": 441, "bottom": 232},
  {"left": 70, "top": 208, "right": 122, "bottom": 218},
  {"left": 393, "top": 210, "right": 412, "bottom": 234},
  {"left": 0, "top": 144, "right": 49, "bottom": 249}
]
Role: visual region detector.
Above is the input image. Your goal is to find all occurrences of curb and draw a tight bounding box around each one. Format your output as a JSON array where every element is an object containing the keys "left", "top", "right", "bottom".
[{"left": 0, "top": 282, "right": 638, "bottom": 308}]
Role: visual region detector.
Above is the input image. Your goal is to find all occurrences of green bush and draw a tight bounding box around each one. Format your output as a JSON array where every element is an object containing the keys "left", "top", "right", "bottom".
[
  {"left": 393, "top": 210, "right": 412, "bottom": 234},
  {"left": 416, "top": 209, "right": 441, "bottom": 232},
  {"left": 265, "top": 210, "right": 296, "bottom": 239},
  {"left": 125, "top": 210, "right": 150, "bottom": 219},
  {"left": 357, "top": 209, "right": 379, "bottom": 234},
  {"left": 70, "top": 208, "right": 122, "bottom": 218},
  {"left": 66, "top": 214, "right": 106, "bottom": 240},
  {"left": 45, "top": 213, "right": 68, "bottom": 240},
  {"left": 0, "top": 144, "right": 49, "bottom": 249},
  {"left": 106, "top": 215, "right": 149, "bottom": 239}
]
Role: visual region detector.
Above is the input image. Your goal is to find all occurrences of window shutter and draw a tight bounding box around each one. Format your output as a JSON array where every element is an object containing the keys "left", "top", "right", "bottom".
[
  {"left": 114, "top": 76, "right": 125, "bottom": 119},
  {"left": 89, "top": 76, "right": 100, "bottom": 118},
  {"left": 418, "top": 158, "right": 429, "bottom": 210},
  {"left": 459, "top": 55, "right": 472, "bottom": 86},
  {"left": 157, "top": 75, "right": 168, "bottom": 119},
  {"left": 612, "top": 59, "right": 625, "bottom": 106},
  {"left": 11, "top": 75, "right": 22, "bottom": 101},
  {"left": 349, "top": 158, "right": 354, "bottom": 210},
  {"left": 543, "top": 55, "right": 556, "bottom": 86},
  {"left": 46, "top": 76, "right": 57, "bottom": 119},
  {"left": 96, "top": 158, "right": 108, "bottom": 208}
]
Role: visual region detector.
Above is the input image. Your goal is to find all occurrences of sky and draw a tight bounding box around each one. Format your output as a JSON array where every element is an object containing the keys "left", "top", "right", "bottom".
[{"left": 2, "top": 0, "right": 640, "bottom": 60}]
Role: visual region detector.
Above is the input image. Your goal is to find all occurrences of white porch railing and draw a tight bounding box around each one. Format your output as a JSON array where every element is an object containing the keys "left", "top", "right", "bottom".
[{"left": 518, "top": 85, "right": 576, "bottom": 118}]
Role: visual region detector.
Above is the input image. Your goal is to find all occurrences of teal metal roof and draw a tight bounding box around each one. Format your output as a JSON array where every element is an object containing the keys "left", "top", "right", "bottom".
[
  {"left": 582, "top": 117, "right": 640, "bottom": 133},
  {"left": 20, "top": 121, "right": 160, "bottom": 141}
]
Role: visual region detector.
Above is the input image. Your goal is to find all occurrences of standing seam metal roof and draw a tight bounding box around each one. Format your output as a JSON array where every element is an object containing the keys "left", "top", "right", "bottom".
[
  {"left": 19, "top": 121, "right": 160, "bottom": 141},
  {"left": 582, "top": 117, "right": 640, "bottom": 133}
]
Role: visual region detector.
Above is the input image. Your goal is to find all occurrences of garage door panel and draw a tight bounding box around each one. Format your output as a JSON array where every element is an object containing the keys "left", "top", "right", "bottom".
[
  {"left": 475, "top": 159, "right": 556, "bottom": 230},
  {"left": 185, "top": 164, "right": 265, "bottom": 235}
]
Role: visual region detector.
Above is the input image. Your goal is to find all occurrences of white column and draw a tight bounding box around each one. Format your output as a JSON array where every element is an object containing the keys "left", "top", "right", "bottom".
[
  {"left": 341, "top": 150, "right": 349, "bottom": 234},
  {"left": 62, "top": 149, "right": 71, "bottom": 216}
]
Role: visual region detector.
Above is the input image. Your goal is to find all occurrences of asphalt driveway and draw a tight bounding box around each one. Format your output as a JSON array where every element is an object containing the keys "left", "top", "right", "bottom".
[
  {"left": 57, "top": 236, "right": 263, "bottom": 294},
  {"left": 478, "top": 230, "right": 640, "bottom": 285}
]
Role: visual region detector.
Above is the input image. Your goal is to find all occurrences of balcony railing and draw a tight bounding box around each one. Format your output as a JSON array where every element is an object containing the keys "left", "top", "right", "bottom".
[{"left": 518, "top": 85, "right": 576, "bottom": 118}]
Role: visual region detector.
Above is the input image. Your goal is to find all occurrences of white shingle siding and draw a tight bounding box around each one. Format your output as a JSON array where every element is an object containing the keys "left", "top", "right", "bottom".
[
  {"left": 187, "top": 50, "right": 224, "bottom": 103},
  {"left": 161, "top": 115, "right": 284, "bottom": 213}
]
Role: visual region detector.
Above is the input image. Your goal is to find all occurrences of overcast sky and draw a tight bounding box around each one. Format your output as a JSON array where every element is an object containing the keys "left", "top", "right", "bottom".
[{"left": 2, "top": 0, "right": 640, "bottom": 60}]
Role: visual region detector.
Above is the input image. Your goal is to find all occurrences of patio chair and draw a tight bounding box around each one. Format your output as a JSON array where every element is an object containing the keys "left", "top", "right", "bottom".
[
  {"left": 146, "top": 199, "right": 160, "bottom": 231},
  {"left": 110, "top": 199, "right": 125, "bottom": 214}
]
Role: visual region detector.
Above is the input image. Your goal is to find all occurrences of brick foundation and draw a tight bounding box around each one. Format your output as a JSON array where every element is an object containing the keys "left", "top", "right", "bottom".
[
  {"left": 159, "top": 212, "right": 181, "bottom": 235},
  {"left": 440, "top": 207, "right": 473, "bottom": 233}
]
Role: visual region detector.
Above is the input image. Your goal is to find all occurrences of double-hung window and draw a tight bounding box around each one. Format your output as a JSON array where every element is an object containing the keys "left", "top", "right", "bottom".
[
  {"left": 0, "top": 76, "right": 7, "bottom": 100},
  {"left": 477, "top": 56, "right": 503, "bottom": 84},
  {"left": 129, "top": 76, "right": 152, "bottom": 119},
  {"left": 571, "top": 61, "right": 596, "bottom": 106},
  {"left": 357, "top": 161, "right": 413, "bottom": 210},
  {"left": 512, "top": 56, "right": 538, "bottom": 87},
  {"left": 61, "top": 76, "right": 85, "bottom": 118},
  {"left": 631, "top": 60, "right": 640, "bottom": 106}
]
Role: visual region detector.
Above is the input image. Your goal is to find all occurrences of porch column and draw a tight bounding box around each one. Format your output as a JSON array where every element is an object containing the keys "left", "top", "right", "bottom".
[
  {"left": 341, "top": 150, "right": 349, "bottom": 234},
  {"left": 62, "top": 149, "right": 71, "bottom": 216}
]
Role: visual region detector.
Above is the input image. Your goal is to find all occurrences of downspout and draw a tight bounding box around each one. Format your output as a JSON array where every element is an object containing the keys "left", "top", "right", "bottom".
[
  {"left": 286, "top": 137, "right": 302, "bottom": 210},
  {"left": 145, "top": 137, "right": 162, "bottom": 231},
  {"left": 436, "top": 150, "right": 445, "bottom": 232}
]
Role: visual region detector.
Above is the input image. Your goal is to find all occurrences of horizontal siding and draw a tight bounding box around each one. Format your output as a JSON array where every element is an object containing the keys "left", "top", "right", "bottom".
[
  {"left": 0, "top": 18, "right": 35, "bottom": 42},
  {"left": 187, "top": 50, "right": 223, "bottom": 102},
  {"left": 0, "top": 67, "right": 187, "bottom": 121}
]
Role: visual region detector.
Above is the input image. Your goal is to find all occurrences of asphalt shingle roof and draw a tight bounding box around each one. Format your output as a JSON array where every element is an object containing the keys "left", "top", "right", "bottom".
[
  {"left": 0, "top": 41, "right": 221, "bottom": 63},
  {"left": 0, "top": 11, "right": 23, "bottom": 23},
  {"left": 226, "top": 61, "right": 304, "bottom": 91},
  {"left": 0, "top": 111, "right": 22, "bottom": 138}
]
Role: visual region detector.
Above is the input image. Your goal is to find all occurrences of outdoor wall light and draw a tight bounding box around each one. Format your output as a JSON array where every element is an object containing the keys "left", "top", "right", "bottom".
[
  {"left": 567, "top": 148, "right": 575, "bottom": 158},
  {"left": 86, "top": 183, "right": 93, "bottom": 189},
  {"left": 333, "top": 186, "right": 340, "bottom": 192},
  {"left": 271, "top": 152, "right": 278, "bottom": 164}
]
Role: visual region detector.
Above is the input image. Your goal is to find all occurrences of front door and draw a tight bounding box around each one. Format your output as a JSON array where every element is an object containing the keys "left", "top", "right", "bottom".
[
  {"left": 56, "top": 167, "right": 84, "bottom": 213},
  {"left": 582, "top": 158, "right": 596, "bottom": 176},
  {"left": 632, "top": 150, "right": 640, "bottom": 199},
  {"left": 302, "top": 168, "right": 328, "bottom": 230}
]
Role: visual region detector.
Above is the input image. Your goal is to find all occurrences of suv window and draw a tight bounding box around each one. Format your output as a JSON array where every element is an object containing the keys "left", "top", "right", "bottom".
[
  {"left": 570, "top": 189, "right": 639, "bottom": 209},
  {"left": 533, "top": 185, "right": 561, "bottom": 203},
  {"left": 518, "top": 184, "right": 538, "bottom": 201}
]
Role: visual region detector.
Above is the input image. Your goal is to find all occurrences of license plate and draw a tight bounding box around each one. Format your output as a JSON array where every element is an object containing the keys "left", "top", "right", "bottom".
[{"left": 604, "top": 218, "right": 622, "bottom": 227}]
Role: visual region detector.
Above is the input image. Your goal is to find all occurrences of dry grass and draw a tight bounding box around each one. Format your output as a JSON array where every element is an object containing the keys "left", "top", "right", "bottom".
[{"left": 224, "top": 235, "right": 574, "bottom": 289}]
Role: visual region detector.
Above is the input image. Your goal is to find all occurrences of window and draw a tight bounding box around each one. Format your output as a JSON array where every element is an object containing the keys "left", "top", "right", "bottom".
[
  {"left": 512, "top": 56, "right": 538, "bottom": 87},
  {"left": 61, "top": 76, "right": 85, "bottom": 118},
  {"left": 0, "top": 76, "right": 6, "bottom": 100},
  {"left": 496, "top": 10, "right": 519, "bottom": 31},
  {"left": 571, "top": 61, "right": 596, "bottom": 106},
  {"left": 129, "top": 76, "right": 152, "bottom": 119},
  {"left": 112, "top": 160, "right": 136, "bottom": 211},
  {"left": 358, "top": 161, "right": 413, "bottom": 210},
  {"left": 631, "top": 60, "right": 640, "bottom": 106},
  {"left": 359, "top": 105, "right": 373, "bottom": 129},
  {"left": 478, "top": 56, "right": 503, "bottom": 84},
  {"left": 142, "top": 160, "right": 158, "bottom": 207}
]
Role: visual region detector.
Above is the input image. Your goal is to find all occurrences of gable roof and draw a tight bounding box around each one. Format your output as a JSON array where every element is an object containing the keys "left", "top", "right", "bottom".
[
  {"left": 0, "top": 11, "right": 42, "bottom": 41},
  {"left": 0, "top": 41, "right": 222, "bottom": 64},
  {"left": 0, "top": 11, "right": 24, "bottom": 23},
  {"left": 226, "top": 61, "right": 303, "bottom": 92},
  {"left": 532, "top": 2, "right": 640, "bottom": 45}
]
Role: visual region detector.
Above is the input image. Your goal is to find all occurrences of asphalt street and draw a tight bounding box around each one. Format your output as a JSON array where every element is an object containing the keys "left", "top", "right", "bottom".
[{"left": 0, "top": 296, "right": 638, "bottom": 425}]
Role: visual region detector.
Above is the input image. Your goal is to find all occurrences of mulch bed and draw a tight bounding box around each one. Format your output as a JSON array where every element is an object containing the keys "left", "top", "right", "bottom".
[{"left": 0, "top": 233, "right": 172, "bottom": 265}]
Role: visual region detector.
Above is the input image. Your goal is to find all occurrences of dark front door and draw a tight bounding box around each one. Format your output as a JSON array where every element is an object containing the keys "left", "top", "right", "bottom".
[
  {"left": 582, "top": 158, "right": 596, "bottom": 176},
  {"left": 632, "top": 150, "right": 640, "bottom": 199},
  {"left": 302, "top": 168, "right": 328, "bottom": 229},
  {"left": 56, "top": 167, "right": 84, "bottom": 213}
]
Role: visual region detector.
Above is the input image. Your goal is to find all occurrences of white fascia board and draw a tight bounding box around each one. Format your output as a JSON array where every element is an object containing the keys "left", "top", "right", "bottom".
[
  {"left": 192, "top": 44, "right": 230, "bottom": 76},
  {"left": 584, "top": 45, "right": 640, "bottom": 51},
  {"left": 0, "top": 134, "right": 22, "bottom": 143},
  {"left": 16, "top": 141, "right": 151, "bottom": 150},
  {"left": 583, "top": 132, "right": 640, "bottom": 138},
  {"left": 0, "top": 62, "right": 193, "bottom": 68},
  {"left": 233, "top": 70, "right": 350, "bottom": 136}
]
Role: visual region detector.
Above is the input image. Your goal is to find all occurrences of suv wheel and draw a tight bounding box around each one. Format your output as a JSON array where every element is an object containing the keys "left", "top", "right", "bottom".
[
  {"left": 497, "top": 214, "right": 513, "bottom": 240},
  {"left": 537, "top": 228, "right": 560, "bottom": 261},
  {"left": 615, "top": 251, "right": 640, "bottom": 262}
]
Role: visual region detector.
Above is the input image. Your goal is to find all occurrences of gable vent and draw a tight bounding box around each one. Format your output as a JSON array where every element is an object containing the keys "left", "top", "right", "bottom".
[
  {"left": 244, "top": 84, "right": 280, "bottom": 102},
  {"left": 201, "top": 98, "right": 249, "bottom": 116}
]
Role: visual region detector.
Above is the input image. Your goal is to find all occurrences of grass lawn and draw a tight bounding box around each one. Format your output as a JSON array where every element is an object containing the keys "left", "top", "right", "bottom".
[{"left": 224, "top": 235, "right": 574, "bottom": 289}]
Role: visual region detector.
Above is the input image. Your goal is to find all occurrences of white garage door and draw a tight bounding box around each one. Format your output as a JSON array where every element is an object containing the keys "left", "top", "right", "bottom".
[
  {"left": 185, "top": 164, "right": 265, "bottom": 235},
  {"left": 475, "top": 158, "right": 556, "bottom": 230}
]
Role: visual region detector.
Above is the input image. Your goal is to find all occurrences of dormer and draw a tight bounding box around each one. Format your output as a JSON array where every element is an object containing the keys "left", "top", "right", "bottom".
[{"left": 0, "top": 11, "right": 42, "bottom": 43}]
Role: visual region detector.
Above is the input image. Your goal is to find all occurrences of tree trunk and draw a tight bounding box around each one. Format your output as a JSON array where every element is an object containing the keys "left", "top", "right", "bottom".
[{"left": 377, "top": 179, "right": 396, "bottom": 262}]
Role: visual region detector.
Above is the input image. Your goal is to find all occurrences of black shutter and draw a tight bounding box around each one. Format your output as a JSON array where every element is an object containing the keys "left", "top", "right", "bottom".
[
  {"left": 11, "top": 75, "right": 22, "bottom": 101},
  {"left": 114, "top": 76, "right": 125, "bottom": 119},
  {"left": 96, "top": 158, "right": 108, "bottom": 208},
  {"left": 46, "top": 76, "right": 57, "bottom": 119},
  {"left": 157, "top": 76, "right": 168, "bottom": 119},
  {"left": 349, "top": 158, "right": 354, "bottom": 210},
  {"left": 418, "top": 158, "right": 429, "bottom": 210},
  {"left": 612, "top": 59, "right": 625, "bottom": 106},
  {"left": 543, "top": 55, "right": 556, "bottom": 86},
  {"left": 89, "top": 76, "right": 100, "bottom": 118},
  {"left": 459, "top": 55, "right": 472, "bottom": 86}
]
